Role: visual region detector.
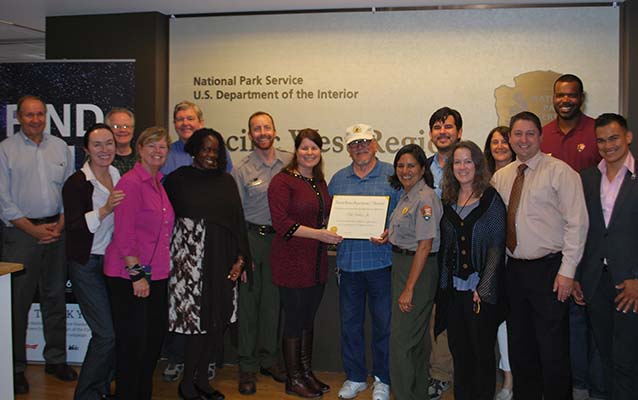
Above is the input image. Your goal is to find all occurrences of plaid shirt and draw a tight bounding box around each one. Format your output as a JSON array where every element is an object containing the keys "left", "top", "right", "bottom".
[{"left": 328, "top": 160, "right": 398, "bottom": 272}]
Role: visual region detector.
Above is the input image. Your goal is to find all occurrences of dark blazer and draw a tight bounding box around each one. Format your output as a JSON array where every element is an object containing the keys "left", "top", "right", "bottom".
[
  {"left": 577, "top": 161, "right": 638, "bottom": 301},
  {"left": 62, "top": 170, "right": 95, "bottom": 265}
]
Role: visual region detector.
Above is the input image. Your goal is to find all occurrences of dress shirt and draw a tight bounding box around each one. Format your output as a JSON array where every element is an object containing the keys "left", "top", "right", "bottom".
[
  {"left": 104, "top": 162, "right": 175, "bottom": 280},
  {"left": 328, "top": 159, "right": 398, "bottom": 272},
  {"left": 80, "top": 162, "right": 121, "bottom": 254},
  {"left": 0, "top": 130, "right": 74, "bottom": 225},
  {"left": 161, "top": 139, "right": 233, "bottom": 176},
  {"left": 428, "top": 153, "right": 445, "bottom": 198},
  {"left": 388, "top": 179, "right": 442, "bottom": 252},
  {"left": 491, "top": 152, "right": 588, "bottom": 278},
  {"left": 231, "top": 149, "right": 291, "bottom": 225},
  {"left": 541, "top": 114, "right": 601, "bottom": 172},
  {"left": 598, "top": 152, "right": 635, "bottom": 228}
]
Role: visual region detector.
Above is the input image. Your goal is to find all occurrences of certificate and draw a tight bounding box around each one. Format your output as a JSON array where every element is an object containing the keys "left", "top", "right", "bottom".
[{"left": 327, "top": 195, "right": 389, "bottom": 239}]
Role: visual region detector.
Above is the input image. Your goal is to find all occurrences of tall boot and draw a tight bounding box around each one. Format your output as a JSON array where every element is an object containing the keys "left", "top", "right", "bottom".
[
  {"left": 300, "top": 330, "right": 330, "bottom": 393},
  {"left": 283, "top": 337, "right": 322, "bottom": 398}
]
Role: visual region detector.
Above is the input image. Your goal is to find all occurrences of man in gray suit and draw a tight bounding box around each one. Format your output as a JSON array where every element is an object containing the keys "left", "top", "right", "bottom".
[{"left": 575, "top": 113, "right": 638, "bottom": 399}]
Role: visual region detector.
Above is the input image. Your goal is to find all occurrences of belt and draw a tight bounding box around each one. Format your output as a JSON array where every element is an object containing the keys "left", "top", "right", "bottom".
[
  {"left": 509, "top": 252, "right": 562, "bottom": 264},
  {"left": 247, "top": 222, "right": 275, "bottom": 236},
  {"left": 28, "top": 214, "right": 60, "bottom": 225},
  {"left": 392, "top": 245, "right": 437, "bottom": 257}
]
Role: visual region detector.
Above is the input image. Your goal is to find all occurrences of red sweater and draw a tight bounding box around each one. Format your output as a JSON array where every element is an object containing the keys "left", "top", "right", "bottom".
[{"left": 268, "top": 170, "right": 332, "bottom": 288}]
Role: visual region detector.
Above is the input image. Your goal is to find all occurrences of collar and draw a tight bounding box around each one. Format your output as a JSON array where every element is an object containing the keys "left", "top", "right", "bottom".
[
  {"left": 550, "top": 113, "right": 589, "bottom": 136},
  {"left": 347, "top": 157, "right": 381, "bottom": 179},
  {"left": 431, "top": 153, "right": 445, "bottom": 170},
  {"left": 402, "top": 178, "right": 427, "bottom": 199},
  {"left": 132, "top": 161, "right": 163, "bottom": 182},
  {"left": 171, "top": 140, "right": 186, "bottom": 151},
  {"left": 18, "top": 129, "right": 48, "bottom": 145},
  {"left": 253, "top": 148, "right": 287, "bottom": 167},
  {"left": 514, "top": 151, "right": 543, "bottom": 171},
  {"left": 81, "top": 161, "right": 121, "bottom": 183},
  {"left": 597, "top": 151, "right": 636, "bottom": 177}
]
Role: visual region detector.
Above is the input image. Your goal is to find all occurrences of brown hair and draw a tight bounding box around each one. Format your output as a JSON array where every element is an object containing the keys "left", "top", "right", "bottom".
[
  {"left": 283, "top": 128, "right": 324, "bottom": 181},
  {"left": 441, "top": 141, "right": 492, "bottom": 205}
]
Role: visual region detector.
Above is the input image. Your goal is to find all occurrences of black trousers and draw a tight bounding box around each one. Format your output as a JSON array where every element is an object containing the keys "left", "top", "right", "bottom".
[
  {"left": 279, "top": 284, "right": 325, "bottom": 338},
  {"left": 107, "top": 277, "right": 168, "bottom": 400},
  {"left": 447, "top": 289, "right": 499, "bottom": 400},
  {"left": 588, "top": 267, "right": 638, "bottom": 400},
  {"left": 506, "top": 255, "right": 572, "bottom": 400}
]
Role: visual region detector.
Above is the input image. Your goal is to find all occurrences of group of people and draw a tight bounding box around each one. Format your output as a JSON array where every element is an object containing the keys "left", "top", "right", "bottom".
[{"left": 1, "top": 72, "right": 636, "bottom": 400}]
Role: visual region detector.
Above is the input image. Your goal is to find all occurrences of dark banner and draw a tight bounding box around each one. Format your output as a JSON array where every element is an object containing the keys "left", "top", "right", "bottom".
[
  {"left": 0, "top": 60, "right": 135, "bottom": 168},
  {"left": 0, "top": 60, "right": 134, "bottom": 363}
]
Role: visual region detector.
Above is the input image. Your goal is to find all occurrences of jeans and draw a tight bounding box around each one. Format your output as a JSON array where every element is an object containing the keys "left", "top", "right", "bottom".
[
  {"left": 69, "top": 255, "right": 115, "bottom": 399},
  {"left": 339, "top": 267, "right": 391, "bottom": 385}
]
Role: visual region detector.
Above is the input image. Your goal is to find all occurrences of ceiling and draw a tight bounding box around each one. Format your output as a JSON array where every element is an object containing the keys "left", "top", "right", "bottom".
[{"left": 0, "top": 0, "right": 624, "bottom": 61}]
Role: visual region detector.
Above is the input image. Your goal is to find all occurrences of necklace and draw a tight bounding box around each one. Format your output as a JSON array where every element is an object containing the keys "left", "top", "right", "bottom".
[{"left": 456, "top": 191, "right": 474, "bottom": 217}]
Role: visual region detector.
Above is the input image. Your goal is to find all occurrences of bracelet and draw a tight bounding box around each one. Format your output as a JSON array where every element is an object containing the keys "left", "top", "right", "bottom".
[
  {"left": 126, "top": 264, "right": 147, "bottom": 282},
  {"left": 130, "top": 272, "right": 146, "bottom": 282}
]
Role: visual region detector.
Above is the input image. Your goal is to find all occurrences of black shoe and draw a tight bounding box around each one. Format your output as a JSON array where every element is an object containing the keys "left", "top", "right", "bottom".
[
  {"left": 178, "top": 382, "right": 203, "bottom": 400},
  {"left": 44, "top": 363, "right": 78, "bottom": 381},
  {"left": 14, "top": 372, "right": 29, "bottom": 394},
  {"left": 195, "top": 383, "right": 225, "bottom": 400}
]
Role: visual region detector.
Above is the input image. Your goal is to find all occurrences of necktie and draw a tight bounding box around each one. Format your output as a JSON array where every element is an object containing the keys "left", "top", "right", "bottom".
[{"left": 506, "top": 163, "right": 528, "bottom": 253}]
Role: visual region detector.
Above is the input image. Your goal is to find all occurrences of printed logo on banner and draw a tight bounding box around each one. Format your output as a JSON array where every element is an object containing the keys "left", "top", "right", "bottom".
[{"left": 494, "top": 70, "right": 562, "bottom": 127}]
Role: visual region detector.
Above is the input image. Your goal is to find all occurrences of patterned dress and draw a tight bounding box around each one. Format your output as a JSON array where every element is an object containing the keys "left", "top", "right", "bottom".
[{"left": 164, "top": 166, "right": 251, "bottom": 335}]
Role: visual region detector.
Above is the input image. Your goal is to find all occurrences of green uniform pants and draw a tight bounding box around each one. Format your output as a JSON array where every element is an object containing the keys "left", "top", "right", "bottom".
[
  {"left": 389, "top": 253, "right": 438, "bottom": 400},
  {"left": 237, "top": 229, "right": 281, "bottom": 372}
]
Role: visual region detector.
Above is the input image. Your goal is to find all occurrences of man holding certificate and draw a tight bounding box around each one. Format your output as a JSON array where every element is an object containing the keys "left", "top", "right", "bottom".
[{"left": 328, "top": 123, "right": 398, "bottom": 400}]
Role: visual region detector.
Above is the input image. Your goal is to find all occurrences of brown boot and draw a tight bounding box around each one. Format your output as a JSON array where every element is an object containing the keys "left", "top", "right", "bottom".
[
  {"left": 283, "top": 337, "right": 322, "bottom": 398},
  {"left": 238, "top": 370, "right": 256, "bottom": 395},
  {"left": 300, "top": 330, "right": 330, "bottom": 393}
]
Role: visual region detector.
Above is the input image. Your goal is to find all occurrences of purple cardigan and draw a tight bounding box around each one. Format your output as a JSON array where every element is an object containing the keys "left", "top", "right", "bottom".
[{"left": 104, "top": 163, "right": 174, "bottom": 280}]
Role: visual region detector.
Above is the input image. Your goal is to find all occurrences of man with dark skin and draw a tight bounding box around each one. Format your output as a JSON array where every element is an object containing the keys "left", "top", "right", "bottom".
[{"left": 541, "top": 74, "right": 605, "bottom": 399}]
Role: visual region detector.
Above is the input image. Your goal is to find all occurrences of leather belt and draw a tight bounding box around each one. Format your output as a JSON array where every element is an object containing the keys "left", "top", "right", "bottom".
[
  {"left": 28, "top": 214, "right": 60, "bottom": 225},
  {"left": 392, "top": 245, "right": 437, "bottom": 257},
  {"left": 247, "top": 222, "right": 275, "bottom": 236}
]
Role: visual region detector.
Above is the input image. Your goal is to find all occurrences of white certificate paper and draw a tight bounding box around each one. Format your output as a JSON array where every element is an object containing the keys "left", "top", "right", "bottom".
[{"left": 327, "top": 195, "right": 390, "bottom": 240}]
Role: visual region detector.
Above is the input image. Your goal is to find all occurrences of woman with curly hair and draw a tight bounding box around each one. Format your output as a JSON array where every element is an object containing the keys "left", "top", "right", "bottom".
[{"left": 436, "top": 140, "right": 506, "bottom": 400}]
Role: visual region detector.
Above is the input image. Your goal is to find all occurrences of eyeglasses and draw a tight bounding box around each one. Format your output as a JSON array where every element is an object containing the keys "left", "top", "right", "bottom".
[
  {"left": 111, "top": 124, "right": 134, "bottom": 130},
  {"left": 348, "top": 139, "right": 373, "bottom": 148},
  {"left": 175, "top": 116, "right": 198, "bottom": 123}
]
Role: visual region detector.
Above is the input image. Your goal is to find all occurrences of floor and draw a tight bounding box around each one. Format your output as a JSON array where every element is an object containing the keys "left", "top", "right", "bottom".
[{"left": 16, "top": 361, "right": 458, "bottom": 399}]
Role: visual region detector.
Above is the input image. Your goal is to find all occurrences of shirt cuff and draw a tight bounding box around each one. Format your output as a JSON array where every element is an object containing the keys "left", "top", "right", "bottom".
[
  {"left": 85, "top": 210, "right": 100, "bottom": 233},
  {"left": 558, "top": 262, "right": 577, "bottom": 279}
]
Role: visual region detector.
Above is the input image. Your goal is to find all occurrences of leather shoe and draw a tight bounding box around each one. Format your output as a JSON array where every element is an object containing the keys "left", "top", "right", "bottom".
[
  {"left": 260, "top": 365, "right": 286, "bottom": 383},
  {"left": 195, "top": 383, "right": 225, "bottom": 400},
  {"left": 45, "top": 363, "right": 78, "bottom": 381},
  {"left": 238, "top": 371, "right": 256, "bottom": 395},
  {"left": 14, "top": 372, "right": 29, "bottom": 394}
]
